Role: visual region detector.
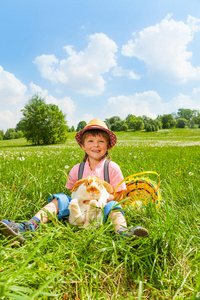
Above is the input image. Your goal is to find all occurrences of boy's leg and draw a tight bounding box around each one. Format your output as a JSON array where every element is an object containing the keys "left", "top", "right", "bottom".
[
  {"left": 104, "top": 201, "right": 149, "bottom": 238},
  {"left": 109, "top": 211, "right": 127, "bottom": 232},
  {"left": 109, "top": 211, "right": 149, "bottom": 237},
  {"left": 0, "top": 198, "right": 59, "bottom": 242},
  {"left": 34, "top": 198, "right": 59, "bottom": 223},
  {"left": 1, "top": 193, "right": 71, "bottom": 243}
]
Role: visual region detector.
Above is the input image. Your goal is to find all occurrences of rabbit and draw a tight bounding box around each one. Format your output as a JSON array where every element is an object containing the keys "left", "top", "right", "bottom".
[{"left": 68, "top": 175, "right": 113, "bottom": 227}]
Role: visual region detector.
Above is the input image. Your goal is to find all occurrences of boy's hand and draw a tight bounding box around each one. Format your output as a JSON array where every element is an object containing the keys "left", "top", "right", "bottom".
[
  {"left": 107, "top": 191, "right": 125, "bottom": 202},
  {"left": 107, "top": 194, "right": 115, "bottom": 202}
]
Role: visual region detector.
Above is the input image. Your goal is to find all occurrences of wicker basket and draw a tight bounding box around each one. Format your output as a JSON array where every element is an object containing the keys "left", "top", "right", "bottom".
[{"left": 114, "top": 171, "right": 161, "bottom": 208}]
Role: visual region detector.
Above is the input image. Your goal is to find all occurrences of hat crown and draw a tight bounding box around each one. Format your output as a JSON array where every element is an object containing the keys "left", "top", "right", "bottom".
[
  {"left": 75, "top": 118, "right": 117, "bottom": 149},
  {"left": 85, "top": 119, "right": 108, "bottom": 129}
]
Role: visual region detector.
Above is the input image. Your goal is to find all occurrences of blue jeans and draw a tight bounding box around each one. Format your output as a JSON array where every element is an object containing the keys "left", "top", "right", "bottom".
[{"left": 47, "top": 193, "right": 124, "bottom": 221}]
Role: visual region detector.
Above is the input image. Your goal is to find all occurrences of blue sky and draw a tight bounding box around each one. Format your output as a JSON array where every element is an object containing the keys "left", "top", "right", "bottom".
[{"left": 0, "top": 0, "right": 200, "bottom": 131}]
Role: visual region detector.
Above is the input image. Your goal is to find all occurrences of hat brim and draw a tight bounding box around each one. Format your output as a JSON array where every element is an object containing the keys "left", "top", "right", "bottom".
[{"left": 75, "top": 125, "right": 117, "bottom": 149}]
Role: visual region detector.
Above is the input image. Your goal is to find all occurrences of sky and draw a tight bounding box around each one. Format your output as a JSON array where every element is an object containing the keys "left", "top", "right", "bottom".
[{"left": 0, "top": 0, "right": 200, "bottom": 132}]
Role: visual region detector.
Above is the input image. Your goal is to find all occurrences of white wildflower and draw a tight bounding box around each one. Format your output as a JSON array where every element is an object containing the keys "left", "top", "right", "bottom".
[
  {"left": 18, "top": 157, "right": 25, "bottom": 161},
  {"left": 189, "top": 172, "right": 194, "bottom": 176}
]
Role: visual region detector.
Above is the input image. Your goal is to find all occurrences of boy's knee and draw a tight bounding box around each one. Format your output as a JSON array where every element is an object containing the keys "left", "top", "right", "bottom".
[
  {"left": 47, "top": 193, "right": 71, "bottom": 220},
  {"left": 109, "top": 210, "right": 123, "bottom": 217},
  {"left": 51, "top": 198, "right": 58, "bottom": 205},
  {"left": 103, "top": 201, "right": 124, "bottom": 222}
]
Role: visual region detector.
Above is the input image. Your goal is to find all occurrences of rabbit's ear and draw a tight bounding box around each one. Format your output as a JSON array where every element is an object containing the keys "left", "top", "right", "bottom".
[
  {"left": 71, "top": 178, "right": 86, "bottom": 192},
  {"left": 102, "top": 181, "right": 114, "bottom": 194}
]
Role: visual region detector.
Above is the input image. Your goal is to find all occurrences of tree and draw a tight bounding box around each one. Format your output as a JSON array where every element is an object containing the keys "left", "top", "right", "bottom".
[
  {"left": 111, "top": 120, "right": 126, "bottom": 131},
  {"left": 145, "top": 118, "right": 160, "bottom": 132},
  {"left": 76, "top": 121, "right": 87, "bottom": 131},
  {"left": 126, "top": 115, "right": 137, "bottom": 129},
  {"left": 68, "top": 126, "right": 75, "bottom": 132},
  {"left": 0, "top": 130, "right": 3, "bottom": 140},
  {"left": 4, "top": 128, "right": 15, "bottom": 140},
  {"left": 15, "top": 131, "right": 24, "bottom": 139},
  {"left": 176, "top": 109, "right": 194, "bottom": 122},
  {"left": 176, "top": 118, "right": 188, "bottom": 128},
  {"left": 155, "top": 118, "right": 162, "bottom": 130},
  {"left": 192, "top": 112, "right": 200, "bottom": 128},
  {"left": 120, "top": 123, "right": 128, "bottom": 131},
  {"left": 2, "top": 128, "right": 23, "bottom": 140},
  {"left": 126, "top": 115, "right": 144, "bottom": 130},
  {"left": 142, "top": 115, "right": 151, "bottom": 127},
  {"left": 134, "top": 117, "right": 144, "bottom": 130},
  {"left": 105, "top": 116, "right": 121, "bottom": 129},
  {"left": 15, "top": 119, "right": 26, "bottom": 132},
  {"left": 19, "top": 95, "right": 68, "bottom": 145},
  {"left": 176, "top": 109, "right": 199, "bottom": 127},
  {"left": 161, "top": 114, "right": 176, "bottom": 129}
]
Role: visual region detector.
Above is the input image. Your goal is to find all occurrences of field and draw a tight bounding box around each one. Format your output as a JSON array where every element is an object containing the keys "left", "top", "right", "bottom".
[{"left": 0, "top": 129, "right": 200, "bottom": 299}]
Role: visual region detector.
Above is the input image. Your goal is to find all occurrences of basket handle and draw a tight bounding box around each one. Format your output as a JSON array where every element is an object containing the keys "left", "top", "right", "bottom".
[{"left": 114, "top": 171, "right": 161, "bottom": 197}]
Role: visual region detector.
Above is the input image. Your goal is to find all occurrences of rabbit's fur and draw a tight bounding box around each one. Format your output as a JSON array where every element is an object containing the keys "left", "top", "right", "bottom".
[{"left": 68, "top": 175, "right": 113, "bottom": 227}]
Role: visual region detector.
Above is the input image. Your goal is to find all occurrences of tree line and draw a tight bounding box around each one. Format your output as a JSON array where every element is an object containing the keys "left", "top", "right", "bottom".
[
  {"left": 75, "top": 109, "right": 200, "bottom": 132},
  {"left": 1, "top": 95, "right": 200, "bottom": 144}
]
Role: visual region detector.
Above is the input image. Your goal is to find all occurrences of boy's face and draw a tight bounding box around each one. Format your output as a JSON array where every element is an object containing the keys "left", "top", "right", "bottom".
[{"left": 81, "top": 134, "right": 110, "bottom": 161}]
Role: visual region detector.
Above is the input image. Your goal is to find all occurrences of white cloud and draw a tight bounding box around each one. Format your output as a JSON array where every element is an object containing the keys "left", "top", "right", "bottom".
[
  {"left": 30, "top": 82, "right": 48, "bottom": 98},
  {"left": 106, "top": 91, "right": 162, "bottom": 119},
  {"left": 34, "top": 33, "right": 118, "bottom": 96},
  {"left": 29, "top": 82, "right": 76, "bottom": 127},
  {"left": 187, "top": 15, "right": 200, "bottom": 32},
  {"left": 168, "top": 88, "right": 200, "bottom": 112},
  {"left": 0, "top": 110, "right": 22, "bottom": 132},
  {"left": 46, "top": 95, "right": 76, "bottom": 117},
  {"left": 122, "top": 14, "right": 200, "bottom": 83},
  {"left": 46, "top": 95, "right": 76, "bottom": 128},
  {"left": 0, "top": 65, "right": 27, "bottom": 105},
  {"left": 112, "top": 66, "right": 140, "bottom": 80},
  {"left": 0, "top": 66, "right": 27, "bottom": 131},
  {"left": 33, "top": 55, "right": 67, "bottom": 83},
  {"left": 82, "top": 114, "right": 94, "bottom": 123},
  {"left": 106, "top": 87, "right": 200, "bottom": 120}
]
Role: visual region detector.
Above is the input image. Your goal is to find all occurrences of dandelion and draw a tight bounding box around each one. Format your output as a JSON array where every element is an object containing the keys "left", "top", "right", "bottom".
[
  {"left": 18, "top": 157, "right": 25, "bottom": 161},
  {"left": 65, "top": 165, "right": 69, "bottom": 169}
]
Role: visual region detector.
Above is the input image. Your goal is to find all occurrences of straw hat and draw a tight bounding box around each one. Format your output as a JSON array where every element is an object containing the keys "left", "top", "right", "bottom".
[{"left": 75, "top": 119, "right": 117, "bottom": 149}]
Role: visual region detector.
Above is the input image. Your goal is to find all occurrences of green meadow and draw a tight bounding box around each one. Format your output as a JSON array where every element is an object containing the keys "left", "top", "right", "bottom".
[{"left": 0, "top": 129, "right": 200, "bottom": 299}]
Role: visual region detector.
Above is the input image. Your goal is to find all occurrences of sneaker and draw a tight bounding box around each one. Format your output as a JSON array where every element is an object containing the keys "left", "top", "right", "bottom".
[
  {"left": 118, "top": 226, "right": 149, "bottom": 238},
  {"left": 0, "top": 220, "right": 34, "bottom": 243}
]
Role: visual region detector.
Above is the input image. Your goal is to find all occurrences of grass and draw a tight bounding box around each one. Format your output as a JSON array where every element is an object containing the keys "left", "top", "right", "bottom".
[{"left": 0, "top": 129, "right": 200, "bottom": 299}]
